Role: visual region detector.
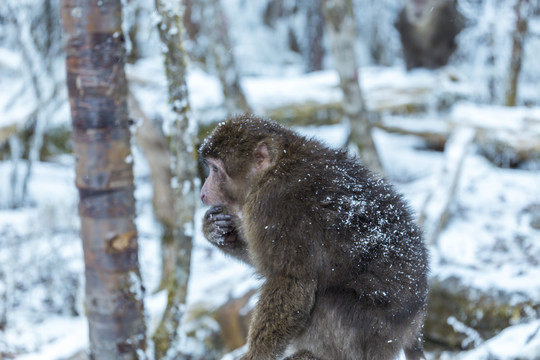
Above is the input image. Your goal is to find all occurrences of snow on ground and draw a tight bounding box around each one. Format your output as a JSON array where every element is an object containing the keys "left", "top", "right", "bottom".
[
  {"left": 1, "top": 63, "right": 540, "bottom": 359},
  {"left": 455, "top": 320, "right": 540, "bottom": 360},
  {"left": 13, "top": 317, "right": 88, "bottom": 360}
]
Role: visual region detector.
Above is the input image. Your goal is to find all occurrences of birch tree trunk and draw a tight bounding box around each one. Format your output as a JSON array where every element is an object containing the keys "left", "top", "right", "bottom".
[
  {"left": 60, "top": 0, "right": 147, "bottom": 358},
  {"left": 321, "top": 0, "right": 382, "bottom": 174},
  {"left": 153, "top": 1, "right": 198, "bottom": 358},
  {"left": 505, "top": 0, "right": 530, "bottom": 107}
]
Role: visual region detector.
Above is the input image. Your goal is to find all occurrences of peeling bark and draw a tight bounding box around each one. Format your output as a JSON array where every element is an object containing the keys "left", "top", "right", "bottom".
[{"left": 60, "top": 0, "right": 147, "bottom": 358}]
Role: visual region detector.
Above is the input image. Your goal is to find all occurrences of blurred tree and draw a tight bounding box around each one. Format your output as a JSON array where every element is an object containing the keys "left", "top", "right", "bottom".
[
  {"left": 152, "top": 0, "right": 198, "bottom": 358},
  {"left": 302, "top": 0, "right": 325, "bottom": 72},
  {"left": 264, "top": 0, "right": 326, "bottom": 72},
  {"left": 5, "top": 0, "right": 63, "bottom": 208},
  {"left": 124, "top": 0, "right": 144, "bottom": 64},
  {"left": 201, "top": 0, "right": 250, "bottom": 114},
  {"left": 60, "top": 0, "right": 147, "bottom": 358},
  {"left": 355, "top": 0, "right": 402, "bottom": 66},
  {"left": 505, "top": 0, "right": 531, "bottom": 106},
  {"left": 185, "top": 0, "right": 250, "bottom": 114},
  {"left": 128, "top": 90, "right": 176, "bottom": 296},
  {"left": 322, "top": 0, "right": 382, "bottom": 174}
]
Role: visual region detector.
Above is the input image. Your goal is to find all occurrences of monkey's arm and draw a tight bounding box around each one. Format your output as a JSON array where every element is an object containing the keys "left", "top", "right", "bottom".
[
  {"left": 203, "top": 205, "right": 251, "bottom": 264},
  {"left": 241, "top": 276, "right": 316, "bottom": 360}
]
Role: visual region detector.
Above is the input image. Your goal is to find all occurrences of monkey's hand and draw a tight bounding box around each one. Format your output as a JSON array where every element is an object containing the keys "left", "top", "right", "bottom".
[
  {"left": 203, "top": 205, "right": 237, "bottom": 245},
  {"left": 203, "top": 205, "right": 250, "bottom": 264}
]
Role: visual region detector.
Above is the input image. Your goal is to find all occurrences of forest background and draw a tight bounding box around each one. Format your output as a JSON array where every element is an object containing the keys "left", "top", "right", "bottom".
[{"left": 1, "top": 0, "right": 540, "bottom": 359}]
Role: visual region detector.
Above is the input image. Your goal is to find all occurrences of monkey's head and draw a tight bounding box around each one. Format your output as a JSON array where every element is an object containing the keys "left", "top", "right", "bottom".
[{"left": 199, "top": 114, "right": 289, "bottom": 212}]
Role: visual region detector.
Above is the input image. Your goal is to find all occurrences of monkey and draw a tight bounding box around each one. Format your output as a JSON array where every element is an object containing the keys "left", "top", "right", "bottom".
[
  {"left": 199, "top": 114, "right": 429, "bottom": 360},
  {"left": 394, "top": 0, "right": 465, "bottom": 70}
]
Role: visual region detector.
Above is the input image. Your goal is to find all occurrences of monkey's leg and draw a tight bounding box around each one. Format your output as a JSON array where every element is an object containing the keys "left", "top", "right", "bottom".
[
  {"left": 241, "top": 276, "right": 316, "bottom": 360},
  {"left": 284, "top": 349, "right": 321, "bottom": 360}
]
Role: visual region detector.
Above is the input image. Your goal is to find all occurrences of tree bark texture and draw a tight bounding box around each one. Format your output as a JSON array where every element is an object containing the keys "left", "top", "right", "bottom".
[
  {"left": 60, "top": 1, "right": 147, "bottom": 359},
  {"left": 505, "top": 0, "right": 530, "bottom": 107},
  {"left": 321, "top": 0, "right": 382, "bottom": 174},
  {"left": 153, "top": 1, "right": 198, "bottom": 358}
]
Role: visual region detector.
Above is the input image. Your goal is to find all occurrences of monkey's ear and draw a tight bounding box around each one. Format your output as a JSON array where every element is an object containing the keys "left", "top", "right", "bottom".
[{"left": 253, "top": 142, "right": 272, "bottom": 171}]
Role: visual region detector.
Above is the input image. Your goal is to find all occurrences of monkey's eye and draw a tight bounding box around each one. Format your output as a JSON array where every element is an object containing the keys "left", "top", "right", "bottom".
[{"left": 210, "top": 164, "right": 219, "bottom": 174}]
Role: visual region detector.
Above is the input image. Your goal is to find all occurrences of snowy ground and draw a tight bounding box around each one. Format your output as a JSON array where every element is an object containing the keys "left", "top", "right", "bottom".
[{"left": 1, "top": 60, "right": 540, "bottom": 359}]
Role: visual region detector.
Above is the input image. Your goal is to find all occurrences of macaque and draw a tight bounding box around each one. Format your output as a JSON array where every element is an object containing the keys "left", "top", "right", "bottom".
[
  {"left": 199, "top": 114, "right": 429, "bottom": 360},
  {"left": 395, "top": 0, "right": 465, "bottom": 70}
]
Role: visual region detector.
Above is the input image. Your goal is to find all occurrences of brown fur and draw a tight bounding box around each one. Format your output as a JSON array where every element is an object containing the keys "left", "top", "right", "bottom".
[
  {"left": 200, "top": 114, "right": 429, "bottom": 360},
  {"left": 395, "top": 0, "right": 465, "bottom": 70}
]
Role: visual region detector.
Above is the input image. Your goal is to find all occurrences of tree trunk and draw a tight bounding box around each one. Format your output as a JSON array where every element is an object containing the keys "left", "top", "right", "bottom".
[
  {"left": 153, "top": 1, "right": 198, "bottom": 358},
  {"left": 60, "top": 0, "right": 147, "bottom": 359},
  {"left": 303, "top": 0, "right": 325, "bottom": 72},
  {"left": 505, "top": 0, "right": 530, "bottom": 107},
  {"left": 199, "top": 0, "right": 250, "bottom": 114},
  {"left": 321, "top": 0, "right": 382, "bottom": 174}
]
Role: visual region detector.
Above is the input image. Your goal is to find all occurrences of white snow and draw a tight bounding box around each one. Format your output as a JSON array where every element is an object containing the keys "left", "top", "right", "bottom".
[
  {"left": 242, "top": 71, "right": 342, "bottom": 114},
  {"left": 0, "top": 59, "right": 540, "bottom": 360},
  {"left": 456, "top": 320, "right": 540, "bottom": 360},
  {"left": 2, "top": 64, "right": 540, "bottom": 358},
  {"left": 3, "top": 63, "right": 540, "bottom": 358},
  {"left": 12, "top": 317, "right": 88, "bottom": 360},
  {"left": 1, "top": 1, "right": 540, "bottom": 359}
]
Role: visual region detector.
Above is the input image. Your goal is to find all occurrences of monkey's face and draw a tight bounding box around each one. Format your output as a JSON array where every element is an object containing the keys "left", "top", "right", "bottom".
[
  {"left": 200, "top": 141, "right": 274, "bottom": 214},
  {"left": 200, "top": 158, "right": 244, "bottom": 214},
  {"left": 201, "top": 158, "right": 231, "bottom": 205}
]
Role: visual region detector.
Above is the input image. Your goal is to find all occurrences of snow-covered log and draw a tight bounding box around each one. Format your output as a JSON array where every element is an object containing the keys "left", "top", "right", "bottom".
[
  {"left": 378, "top": 103, "right": 540, "bottom": 168},
  {"left": 425, "top": 274, "right": 540, "bottom": 351}
]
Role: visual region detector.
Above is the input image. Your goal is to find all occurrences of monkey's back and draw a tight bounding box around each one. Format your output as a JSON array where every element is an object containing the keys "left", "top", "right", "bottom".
[{"left": 245, "top": 136, "right": 428, "bottom": 323}]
